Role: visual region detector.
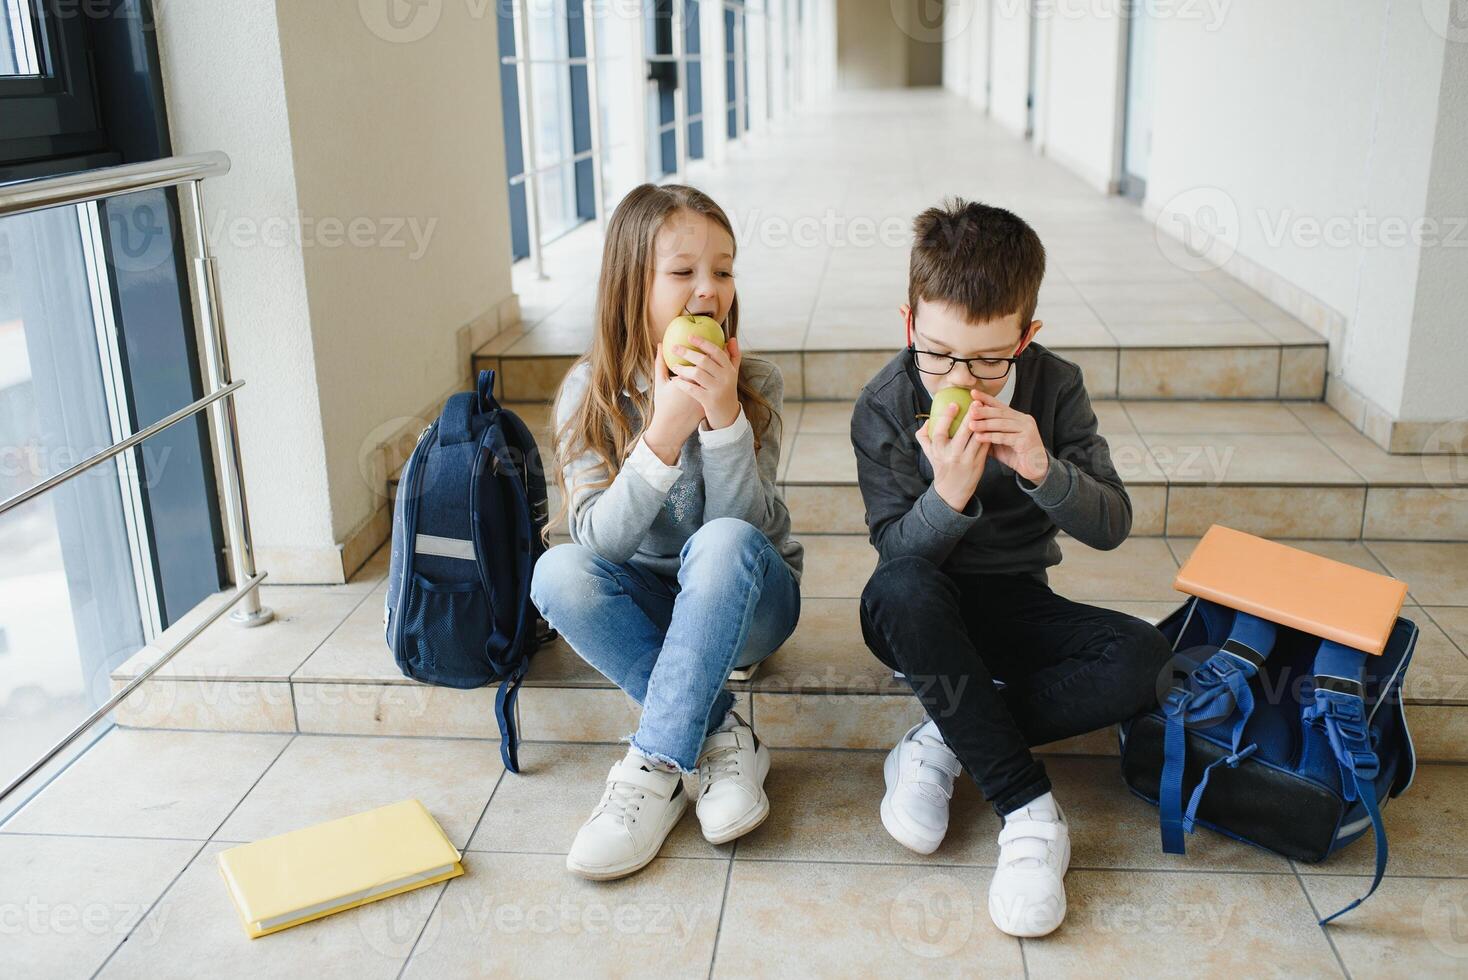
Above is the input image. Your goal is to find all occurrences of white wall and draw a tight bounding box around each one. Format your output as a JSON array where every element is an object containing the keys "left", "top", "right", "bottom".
[
  {"left": 950, "top": 0, "right": 1467, "bottom": 432},
  {"left": 987, "top": 4, "right": 1029, "bottom": 133},
  {"left": 158, "top": 3, "right": 517, "bottom": 581},
  {"left": 1033, "top": 6, "right": 1124, "bottom": 193}
]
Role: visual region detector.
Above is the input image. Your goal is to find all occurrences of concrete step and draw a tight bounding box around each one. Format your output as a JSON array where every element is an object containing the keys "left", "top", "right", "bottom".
[
  {"left": 109, "top": 537, "right": 1468, "bottom": 763},
  {"left": 473, "top": 339, "right": 1328, "bottom": 403},
  {"left": 390, "top": 398, "right": 1468, "bottom": 541}
]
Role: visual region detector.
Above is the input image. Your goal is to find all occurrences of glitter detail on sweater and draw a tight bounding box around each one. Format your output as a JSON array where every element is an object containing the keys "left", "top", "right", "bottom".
[{"left": 664, "top": 477, "right": 700, "bottom": 524}]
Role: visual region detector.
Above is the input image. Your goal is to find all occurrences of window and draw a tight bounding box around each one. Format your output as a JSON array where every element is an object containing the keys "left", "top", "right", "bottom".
[
  {"left": 1, "top": 0, "right": 227, "bottom": 813},
  {"left": 497, "top": 0, "right": 600, "bottom": 263}
]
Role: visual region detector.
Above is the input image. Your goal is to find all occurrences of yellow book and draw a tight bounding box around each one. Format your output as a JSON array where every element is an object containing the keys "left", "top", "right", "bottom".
[{"left": 217, "top": 798, "right": 464, "bottom": 938}]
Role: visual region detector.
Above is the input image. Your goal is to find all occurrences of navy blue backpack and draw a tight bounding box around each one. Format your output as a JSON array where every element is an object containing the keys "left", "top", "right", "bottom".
[
  {"left": 385, "top": 369, "right": 552, "bottom": 772},
  {"left": 1120, "top": 595, "right": 1417, "bottom": 925}
]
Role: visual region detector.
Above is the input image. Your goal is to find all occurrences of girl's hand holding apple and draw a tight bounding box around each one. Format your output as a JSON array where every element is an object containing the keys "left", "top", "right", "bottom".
[
  {"left": 667, "top": 334, "right": 742, "bottom": 430},
  {"left": 645, "top": 343, "right": 709, "bottom": 465}
]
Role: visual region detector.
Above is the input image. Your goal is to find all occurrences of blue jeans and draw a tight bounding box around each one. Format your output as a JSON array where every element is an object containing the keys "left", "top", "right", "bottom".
[{"left": 530, "top": 517, "right": 800, "bottom": 771}]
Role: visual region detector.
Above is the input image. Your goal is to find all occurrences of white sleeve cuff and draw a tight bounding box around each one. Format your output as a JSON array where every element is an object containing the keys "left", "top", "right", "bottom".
[
  {"left": 626, "top": 435, "right": 682, "bottom": 493},
  {"left": 697, "top": 406, "right": 752, "bottom": 448}
]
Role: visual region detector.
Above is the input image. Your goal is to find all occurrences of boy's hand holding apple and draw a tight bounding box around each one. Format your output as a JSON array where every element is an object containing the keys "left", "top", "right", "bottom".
[
  {"left": 968, "top": 391, "right": 1050, "bottom": 485},
  {"left": 915, "top": 392, "right": 991, "bottom": 513}
]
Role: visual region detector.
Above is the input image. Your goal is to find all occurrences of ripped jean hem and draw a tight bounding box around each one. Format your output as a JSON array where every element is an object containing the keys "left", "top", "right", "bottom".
[{"left": 625, "top": 733, "right": 697, "bottom": 774}]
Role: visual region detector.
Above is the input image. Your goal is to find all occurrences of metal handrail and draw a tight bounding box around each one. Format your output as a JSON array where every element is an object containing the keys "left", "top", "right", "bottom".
[
  {"left": 0, "top": 381, "right": 242, "bottom": 519},
  {"left": 0, "top": 150, "right": 273, "bottom": 808},
  {"left": 0, "top": 150, "right": 230, "bottom": 218}
]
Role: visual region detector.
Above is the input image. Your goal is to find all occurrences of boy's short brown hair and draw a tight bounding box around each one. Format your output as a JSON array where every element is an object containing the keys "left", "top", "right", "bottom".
[{"left": 908, "top": 197, "right": 1046, "bottom": 327}]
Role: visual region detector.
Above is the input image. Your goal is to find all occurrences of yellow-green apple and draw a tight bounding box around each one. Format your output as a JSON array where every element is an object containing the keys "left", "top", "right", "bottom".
[
  {"left": 927, "top": 386, "right": 974, "bottom": 439},
  {"left": 662, "top": 314, "right": 726, "bottom": 370}
]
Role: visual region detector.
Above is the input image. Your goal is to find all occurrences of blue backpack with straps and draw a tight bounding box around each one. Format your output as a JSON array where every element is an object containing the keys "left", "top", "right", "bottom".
[
  {"left": 384, "top": 369, "right": 553, "bottom": 773},
  {"left": 1120, "top": 596, "right": 1417, "bottom": 925}
]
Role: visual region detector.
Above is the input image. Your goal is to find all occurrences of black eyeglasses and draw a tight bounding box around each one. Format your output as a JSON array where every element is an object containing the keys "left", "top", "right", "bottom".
[{"left": 908, "top": 345, "right": 1022, "bottom": 381}]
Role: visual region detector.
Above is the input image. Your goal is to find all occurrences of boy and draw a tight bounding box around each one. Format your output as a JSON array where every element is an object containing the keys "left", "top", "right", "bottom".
[{"left": 850, "top": 199, "right": 1172, "bottom": 938}]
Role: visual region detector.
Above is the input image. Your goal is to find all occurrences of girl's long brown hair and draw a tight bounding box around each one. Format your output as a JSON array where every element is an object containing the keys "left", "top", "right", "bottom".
[{"left": 544, "top": 184, "right": 776, "bottom": 543}]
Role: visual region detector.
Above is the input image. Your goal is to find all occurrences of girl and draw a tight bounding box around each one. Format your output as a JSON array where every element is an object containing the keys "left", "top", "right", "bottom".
[{"left": 530, "top": 183, "right": 803, "bottom": 880}]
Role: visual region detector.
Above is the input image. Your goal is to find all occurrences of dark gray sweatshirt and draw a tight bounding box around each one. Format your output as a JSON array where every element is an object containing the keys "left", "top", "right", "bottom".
[{"left": 849, "top": 343, "right": 1131, "bottom": 580}]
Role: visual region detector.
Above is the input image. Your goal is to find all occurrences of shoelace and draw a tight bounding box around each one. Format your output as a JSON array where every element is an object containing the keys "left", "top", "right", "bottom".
[
  {"left": 698, "top": 744, "right": 742, "bottom": 794},
  {"left": 592, "top": 777, "right": 647, "bottom": 824}
]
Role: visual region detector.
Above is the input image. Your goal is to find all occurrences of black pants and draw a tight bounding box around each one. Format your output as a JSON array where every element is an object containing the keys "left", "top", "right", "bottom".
[{"left": 859, "top": 555, "right": 1174, "bottom": 817}]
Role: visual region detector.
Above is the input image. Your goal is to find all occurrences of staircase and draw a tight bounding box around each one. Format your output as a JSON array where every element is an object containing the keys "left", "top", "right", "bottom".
[{"left": 111, "top": 91, "right": 1468, "bottom": 770}]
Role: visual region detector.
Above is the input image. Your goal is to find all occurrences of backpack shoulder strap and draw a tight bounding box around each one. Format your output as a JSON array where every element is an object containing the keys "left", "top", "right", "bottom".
[
  {"left": 1307, "top": 639, "right": 1387, "bottom": 925},
  {"left": 1160, "top": 609, "right": 1277, "bottom": 853}
]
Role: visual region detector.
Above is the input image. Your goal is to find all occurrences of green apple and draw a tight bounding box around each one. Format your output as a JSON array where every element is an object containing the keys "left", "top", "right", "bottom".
[
  {"left": 662, "top": 314, "right": 726, "bottom": 370},
  {"left": 927, "top": 386, "right": 974, "bottom": 439}
]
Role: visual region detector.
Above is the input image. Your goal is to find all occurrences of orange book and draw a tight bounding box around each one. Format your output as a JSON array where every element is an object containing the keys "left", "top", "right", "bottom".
[{"left": 1173, "top": 525, "right": 1406, "bottom": 655}]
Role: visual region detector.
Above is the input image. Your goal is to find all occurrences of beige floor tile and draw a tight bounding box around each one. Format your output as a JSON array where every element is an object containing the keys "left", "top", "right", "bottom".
[
  {"left": 796, "top": 399, "right": 856, "bottom": 433},
  {"left": 798, "top": 535, "right": 879, "bottom": 598},
  {"left": 803, "top": 350, "right": 898, "bottom": 399},
  {"left": 784, "top": 484, "right": 867, "bottom": 534},
  {"left": 1033, "top": 308, "right": 1118, "bottom": 348},
  {"left": 1366, "top": 542, "right": 1468, "bottom": 605},
  {"left": 516, "top": 687, "right": 750, "bottom": 744},
  {"left": 466, "top": 742, "right": 721, "bottom": 858},
  {"left": 0, "top": 834, "right": 200, "bottom": 978},
  {"left": 214, "top": 735, "right": 502, "bottom": 848},
  {"left": 1122, "top": 400, "right": 1310, "bottom": 435},
  {"left": 736, "top": 748, "right": 1000, "bottom": 866},
  {"left": 1364, "top": 488, "right": 1468, "bottom": 541},
  {"left": 1021, "top": 870, "right": 1338, "bottom": 975},
  {"left": 1046, "top": 535, "right": 1182, "bottom": 603},
  {"left": 1297, "top": 764, "right": 1468, "bottom": 878},
  {"left": 1398, "top": 611, "right": 1468, "bottom": 704},
  {"left": 401, "top": 851, "right": 726, "bottom": 978},
  {"left": 1076, "top": 281, "right": 1226, "bottom": 306},
  {"left": 1106, "top": 432, "right": 1168, "bottom": 484},
  {"left": 1404, "top": 703, "right": 1468, "bottom": 762},
  {"left": 1426, "top": 605, "right": 1468, "bottom": 654},
  {"left": 753, "top": 692, "right": 926, "bottom": 750},
  {"left": 1045, "top": 757, "right": 1289, "bottom": 872},
  {"left": 2, "top": 729, "right": 289, "bottom": 839},
  {"left": 1118, "top": 347, "right": 1281, "bottom": 399},
  {"left": 783, "top": 432, "right": 858, "bottom": 484},
  {"left": 1143, "top": 432, "right": 1362, "bottom": 485},
  {"left": 1105, "top": 318, "right": 1279, "bottom": 347},
  {"left": 1278, "top": 346, "right": 1327, "bottom": 398},
  {"left": 1129, "top": 484, "right": 1169, "bottom": 535},
  {"left": 1300, "top": 875, "right": 1468, "bottom": 974},
  {"left": 1094, "top": 400, "right": 1136, "bottom": 436},
  {"left": 522, "top": 635, "right": 613, "bottom": 688},
  {"left": 111, "top": 678, "right": 296, "bottom": 733},
  {"left": 495, "top": 356, "right": 575, "bottom": 401},
  {"left": 293, "top": 681, "right": 498, "bottom": 738},
  {"left": 1061, "top": 348, "right": 1119, "bottom": 398},
  {"left": 99, "top": 841, "right": 439, "bottom": 980},
  {"left": 292, "top": 589, "right": 405, "bottom": 683},
  {"left": 751, "top": 597, "right": 901, "bottom": 695},
  {"left": 111, "top": 587, "right": 364, "bottom": 682},
  {"left": 713, "top": 861, "right": 1022, "bottom": 976},
  {"left": 1165, "top": 485, "right": 1367, "bottom": 538}
]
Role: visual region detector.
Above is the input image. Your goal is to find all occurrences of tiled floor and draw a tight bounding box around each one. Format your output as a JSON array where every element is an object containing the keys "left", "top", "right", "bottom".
[{"left": 6, "top": 728, "right": 1468, "bottom": 977}]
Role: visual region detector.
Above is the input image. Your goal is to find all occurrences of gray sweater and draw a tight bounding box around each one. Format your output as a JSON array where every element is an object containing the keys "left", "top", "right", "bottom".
[
  {"left": 850, "top": 343, "right": 1131, "bottom": 580},
  {"left": 554, "top": 355, "right": 804, "bottom": 582}
]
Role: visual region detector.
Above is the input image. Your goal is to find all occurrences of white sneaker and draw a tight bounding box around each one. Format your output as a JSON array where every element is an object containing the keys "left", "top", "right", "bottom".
[
  {"left": 881, "top": 719, "right": 962, "bottom": 854},
  {"left": 988, "top": 792, "right": 1070, "bottom": 937},
  {"left": 694, "top": 712, "right": 771, "bottom": 844},
  {"left": 565, "top": 752, "right": 688, "bottom": 880}
]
